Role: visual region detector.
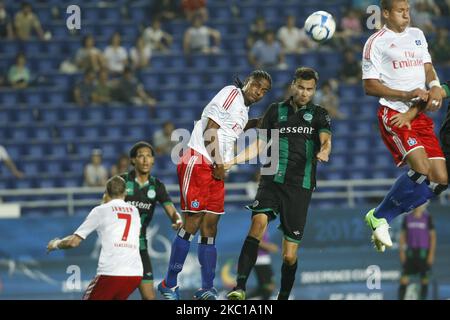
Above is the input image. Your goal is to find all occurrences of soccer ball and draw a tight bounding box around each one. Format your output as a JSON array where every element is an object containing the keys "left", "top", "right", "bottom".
[{"left": 304, "top": 11, "right": 336, "bottom": 42}]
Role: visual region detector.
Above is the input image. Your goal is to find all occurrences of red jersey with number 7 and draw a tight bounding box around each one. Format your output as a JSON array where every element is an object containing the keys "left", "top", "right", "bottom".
[{"left": 75, "top": 199, "right": 143, "bottom": 276}]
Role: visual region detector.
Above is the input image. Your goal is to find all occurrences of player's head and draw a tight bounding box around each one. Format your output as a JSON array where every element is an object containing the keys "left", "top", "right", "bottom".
[
  {"left": 106, "top": 176, "right": 126, "bottom": 200},
  {"left": 291, "top": 67, "right": 319, "bottom": 106},
  {"left": 381, "top": 0, "right": 410, "bottom": 32},
  {"left": 129, "top": 141, "right": 155, "bottom": 175},
  {"left": 236, "top": 70, "right": 272, "bottom": 106}
]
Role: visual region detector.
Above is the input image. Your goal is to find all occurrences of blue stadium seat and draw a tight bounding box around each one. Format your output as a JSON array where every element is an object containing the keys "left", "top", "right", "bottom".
[
  {"left": 109, "top": 108, "right": 127, "bottom": 121},
  {"left": 12, "top": 128, "right": 29, "bottom": 141},
  {"left": 41, "top": 109, "right": 60, "bottom": 122},
  {"left": 0, "top": 91, "right": 19, "bottom": 106},
  {"left": 60, "top": 127, "right": 78, "bottom": 140},
  {"left": 23, "top": 162, "right": 40, "bottom": 176}
]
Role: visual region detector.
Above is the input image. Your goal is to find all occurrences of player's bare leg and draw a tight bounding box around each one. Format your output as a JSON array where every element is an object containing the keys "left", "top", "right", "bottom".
[
  {"left": 277, "top": 239, "right": 299, "bottom": 300},
  {"left": 139, "top": 282, "right": 155, "bottom": 300},
  {"left": 427, "top": 159, "right": 448, "bottom": 186},
  {"left": 228, "top": 213, "right": 268, "bottom": 300},
  {"left": 398, "top": 275, "right": 410, "bottom": 300},
  {"left": 194, "top": 213, "right": 221, "bottom": 300}
]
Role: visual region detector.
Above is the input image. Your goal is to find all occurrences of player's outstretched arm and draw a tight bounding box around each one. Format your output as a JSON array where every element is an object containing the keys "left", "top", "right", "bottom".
[
  {"left": 224, "top": 138, "right": 266, "bottom": 170},
  {"left": 163, "top": 203, "right": 183, "bottom": 230},
  {"left": 243, "top": 118, "right": 261, "bottom": 131},
  {"left": 47, "top": 235, "right": 83, "bottom": 253},
  {"left": 363, "top": 79, "right": 428, "bottom": 102},
  {"left": 204, "top": 118, "right": 225, "bottom": 180}
]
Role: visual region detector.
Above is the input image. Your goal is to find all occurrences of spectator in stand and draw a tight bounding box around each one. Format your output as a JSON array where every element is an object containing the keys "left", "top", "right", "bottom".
[
  {"left": 430, "top": 27, "right": 450, "bottom": 66},
  {"left": 110, "top": 153, "right": 131, "bottom": 177},
  {"left": 182, "top": 0, "right": 208, "bottom": 23},
  {"left": 183, "top": 15, "right": 221, "bottom": 55},
  {"left": 150, "top": 0, "right": 181, "bottom": 21},
  {"left": 339, "top": 9, "right": 363, "bottom": 38},
  {"left": 75, "top": 35, "right": 106, "bottom": 73},
  {"left": 339, "top": 48, "right": 361, "bottom": 85},
  {"left": 153, "top": 121, "right": 177, "bottom": 156},
  {"left": 8, "top": 52, "right": 31, "bottom": 89},
  {"left": 111, "top": 67, "right": 157, "bottom": 109},
  {"left": 14, "top": 2, "right": 45, "bottom": 40},
  {"left": 315, "top": 79, "right": 346, "bottom": 120},
  {"left": 104, "top": 32, "right": 128, "bottom": 75},
  {"left": 277, "top": 15, "right": 317, "bottom": 54},
  {"left": 0, "top": 1, "right": 14, "bottom": 39},
  {"left": 246, "top": 16, "right": 267, "bottom": 49},
  {"left": 0, "top": 145, "right": 24, "bottom": 178},
  {"left": 92, "top": 69, "right": 112, "bottom": 104},
  {"left": 84, "top": 149, "right": 108, "bottom": 187},
  {"left": 74, "top": 69, "right": 96, "bottom": 107},
  {"left": 249, "top": 30, "right": 286, "bottom": 70},
  {"left": 142, "top": 18, "right": 173, "bottom": 53},
  {"left": 411, "top": 0, "right": 437, "bottom": 32},
  {"left": 130, "top": 36, "right": 152, "bottom": 71}
]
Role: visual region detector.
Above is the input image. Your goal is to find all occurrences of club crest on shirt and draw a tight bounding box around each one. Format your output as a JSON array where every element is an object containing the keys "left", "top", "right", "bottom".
[
  {"left": 191, "top": 200, "right": 200, "bottom": 208},
  {"left": 407, "top": 137, "right": 417, "bottom": 146},
  {"left": 303, "top": 113, "right": 313, "bottom": 122},
  {"left": 147, "top": 189, "right": 156, "bottom": 199},
  {"left": 415, "top": 40, "right": 421, "bottom": 46}
]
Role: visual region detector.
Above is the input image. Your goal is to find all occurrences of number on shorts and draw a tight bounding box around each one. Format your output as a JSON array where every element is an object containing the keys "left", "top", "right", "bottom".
[{"left": 117, "top": 213, "right": 131, "bottom": 241}]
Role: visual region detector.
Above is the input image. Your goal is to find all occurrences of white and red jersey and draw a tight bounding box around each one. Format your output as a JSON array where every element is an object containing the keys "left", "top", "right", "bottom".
[
  {"left": 362, "top": 26, "right": 432, "bottom": 113},
  {"left": 188, "top": 85, "right": 249, "bottom": 163},
  {"left": 75, "top": 199, "right": 143, "bottom": 277}
]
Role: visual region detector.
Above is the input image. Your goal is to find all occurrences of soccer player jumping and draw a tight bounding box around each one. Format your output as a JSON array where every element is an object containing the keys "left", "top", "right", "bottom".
[
  {"left": 158, "top": 70, "right": 272, "bottom": 300},
  {"left": 361, "top": 0, "right": 448, "bottom": 252}
]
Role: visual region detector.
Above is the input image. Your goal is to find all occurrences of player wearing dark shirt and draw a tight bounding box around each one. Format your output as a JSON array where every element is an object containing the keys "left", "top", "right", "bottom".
[
  {"left": 121, "top": 141, "right": 182, "bottom": 300},
  {"left": 226, "top": 67, "right": 332, "bottom": 300},
  {"left": 398, "top": 202, "right": 436, "bottom": 300}
]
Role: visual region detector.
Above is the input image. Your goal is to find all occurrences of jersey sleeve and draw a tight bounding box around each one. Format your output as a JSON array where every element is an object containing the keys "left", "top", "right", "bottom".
[
  {"left": 74, "top": 207, "right": 100, "bottom": 240},
  {"left": 156, "top": 179, "right": 173, "bottom": 206},
  {"left": 257, "top": 103, "right": 276, "bottom": 142},
  {"left": 316, "top": 108, "right": 332, "bottom": 135},
  {"left": 203, "top": 86, "right": 238, "bottom": 127},
  {"left": 362, "top": 36, "right": 383, "bottom": 80}
]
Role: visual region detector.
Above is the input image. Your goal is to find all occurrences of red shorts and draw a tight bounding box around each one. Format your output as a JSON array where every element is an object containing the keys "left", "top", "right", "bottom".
[
  {"left": 378, "top": 106, "right": 445, "bottom": 166},
  {"left": 82, "top": 275, "right": 142, "bottom": 300},
  {"left": 177, "top": 148, "right": 225, "bottom": 214}
]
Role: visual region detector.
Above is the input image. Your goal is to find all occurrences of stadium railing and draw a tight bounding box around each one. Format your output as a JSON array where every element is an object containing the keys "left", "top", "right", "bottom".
[{"left": 0, "top": 179, "right": 449, "bottom": 216}]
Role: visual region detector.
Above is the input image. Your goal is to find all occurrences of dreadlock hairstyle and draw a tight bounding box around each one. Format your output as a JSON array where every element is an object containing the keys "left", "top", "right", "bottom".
[{"left": 234, "top": 70, "right": 272, "bottom": 90}]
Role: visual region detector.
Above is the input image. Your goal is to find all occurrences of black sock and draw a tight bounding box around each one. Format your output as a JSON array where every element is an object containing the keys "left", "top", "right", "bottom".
[
  {"left": 420, "top": 284, "right": 428, "bottom": 300},
  {"left": 235, "top": 236, "right": 260, "bottom": 291},
  {"left": 278, "top": 260, "right": 297, "bottom": 300},
  {"left": 398, "top": 284, "right": 407, "bottom": 300}
]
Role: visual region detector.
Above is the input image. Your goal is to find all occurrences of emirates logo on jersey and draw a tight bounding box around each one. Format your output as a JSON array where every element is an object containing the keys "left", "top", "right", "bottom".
[{"left": 232, "top": 123, "right": 243, "bottom": 133}]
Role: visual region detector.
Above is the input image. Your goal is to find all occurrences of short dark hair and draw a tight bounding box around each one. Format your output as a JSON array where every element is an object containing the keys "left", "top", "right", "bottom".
[
  {"left": 380, "top": 0, "right": 408, "bottom": 11},
  {"left": 129, "top": 141, "right": 154, "bottom": 159},
  {"left": 293, "top": 67, "right": 319, "bottom": 84},
  {"left": 106, "top": 176, "right": 126, "bottom": 198}
]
